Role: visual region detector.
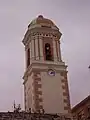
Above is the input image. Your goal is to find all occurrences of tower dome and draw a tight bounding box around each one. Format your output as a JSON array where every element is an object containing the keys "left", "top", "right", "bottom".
[{"left": 28, "top": 15, "right": 58, "bottom": 29}]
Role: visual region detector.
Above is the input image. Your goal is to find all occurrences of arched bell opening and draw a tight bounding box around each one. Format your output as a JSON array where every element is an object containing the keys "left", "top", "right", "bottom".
[{"left": 45, "top": 43, "right": 53, "bottom": 61}]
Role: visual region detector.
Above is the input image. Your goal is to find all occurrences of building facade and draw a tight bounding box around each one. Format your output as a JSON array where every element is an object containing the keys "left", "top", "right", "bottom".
[
  {"left": 22, "top": 15, "right": 71, "bottom": 114},
  {"left": 0, "top": 112, "right": 72, "bottom": 120},
  {"left": 72, "top": 95, "right": 90, "bottom": 120}
]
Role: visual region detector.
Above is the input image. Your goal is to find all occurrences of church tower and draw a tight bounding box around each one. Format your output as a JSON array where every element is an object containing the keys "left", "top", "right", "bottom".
[{"left": 22, "top": 15, "right": 71, "bottom": 114}]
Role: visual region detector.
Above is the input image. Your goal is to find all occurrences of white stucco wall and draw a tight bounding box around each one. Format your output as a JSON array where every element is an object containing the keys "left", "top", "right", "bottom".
[{"left": 41, "top": 72, "right": 66, "bottom": 114}]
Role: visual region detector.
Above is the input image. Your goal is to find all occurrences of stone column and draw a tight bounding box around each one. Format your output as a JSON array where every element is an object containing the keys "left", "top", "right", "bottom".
[
  {"left": 25, "top": 49, "right": 28, "bottom": 69},
  {"left": 58, "top": 41, "right": 62, "bottom": 61},
  {"left": 35, "top": 36, "right": 39, "bottom": 60},
  {"left": 31, "top": 38, "right": 35, "bottom": 61},
  {"left": 53, "top": 39, "right": 57, "bottom": 62},
  {"left": 39, "top": 36, "right": 44, "bottom": 61},
  {"left": 30, "top": 41, "right": 32, "bottom": 60}
]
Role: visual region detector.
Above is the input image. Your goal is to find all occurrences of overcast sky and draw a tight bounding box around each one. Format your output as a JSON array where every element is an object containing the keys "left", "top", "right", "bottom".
[{"left": 0, "top": 0, "right": 90, "bottom": 111}]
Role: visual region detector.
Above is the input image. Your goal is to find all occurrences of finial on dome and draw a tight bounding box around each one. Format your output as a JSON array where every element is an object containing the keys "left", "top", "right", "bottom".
[{"left": 38, "top": 15, "right": 43, "bottom": 18}]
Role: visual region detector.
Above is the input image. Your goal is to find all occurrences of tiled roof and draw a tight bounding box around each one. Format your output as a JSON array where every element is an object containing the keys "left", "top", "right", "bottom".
[{"left": 72, "top": 95, "right": 90, "bottom": 112}]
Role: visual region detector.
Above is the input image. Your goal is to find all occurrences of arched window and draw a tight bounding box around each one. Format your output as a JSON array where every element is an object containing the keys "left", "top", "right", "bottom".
[{"left": 45, "top": 43, "right": 53, "bottom": 61}]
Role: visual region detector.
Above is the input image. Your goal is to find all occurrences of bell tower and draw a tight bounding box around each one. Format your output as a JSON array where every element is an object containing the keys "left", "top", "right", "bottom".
[{"left": 22, "top": 15, "right": 71, "bottom": 115}]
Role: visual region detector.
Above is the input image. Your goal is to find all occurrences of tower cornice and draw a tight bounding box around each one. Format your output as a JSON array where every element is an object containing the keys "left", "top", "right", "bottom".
[
  {"left": 22, "top": 27, "right": 62, "bottom": 46},
  {"left": 23, "top": 61, "right": 67, "bottom": 84}
]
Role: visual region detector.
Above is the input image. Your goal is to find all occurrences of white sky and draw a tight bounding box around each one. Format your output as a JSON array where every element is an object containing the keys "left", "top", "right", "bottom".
[{"left": 0, "top": 0, "right": 90, "bottom": 111}]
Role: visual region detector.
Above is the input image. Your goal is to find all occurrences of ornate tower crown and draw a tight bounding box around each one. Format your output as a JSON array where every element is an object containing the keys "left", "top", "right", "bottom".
[
  {"left": 28, "top": 15, "right": 59, "bottom": 29},
  {"left": 22, "top": 15, "right": 62, "bottom": 68}
]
